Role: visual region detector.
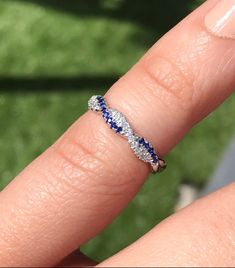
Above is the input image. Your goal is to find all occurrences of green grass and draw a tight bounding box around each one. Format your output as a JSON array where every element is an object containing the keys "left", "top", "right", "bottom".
[{"left": 0, "top": 0, "right": 235, "bottom": 262}]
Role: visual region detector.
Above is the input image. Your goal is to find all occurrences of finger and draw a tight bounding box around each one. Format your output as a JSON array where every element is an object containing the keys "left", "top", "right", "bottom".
[
  {"left": 98, "top": 183, "right": 235, "bottom": 267},
  {"left": 1, "top": 0, "right": 235, "bottom": 266}
]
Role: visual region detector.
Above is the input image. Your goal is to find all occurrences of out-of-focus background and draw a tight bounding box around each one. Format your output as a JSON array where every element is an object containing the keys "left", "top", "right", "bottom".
[{"left": 0, "top": 0, "right": 235, "bottom": 262}]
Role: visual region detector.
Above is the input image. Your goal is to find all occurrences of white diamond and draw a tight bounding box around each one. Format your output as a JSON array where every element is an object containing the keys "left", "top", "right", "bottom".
[
  {"left": 128, "top": 135, "right": 154, "bottom": 163},
  {"left": 109, "top": 109, "right": 133, "bottom": 136},
  {"left": 88, "top": 95, "right": 102, "bottom": 111}
]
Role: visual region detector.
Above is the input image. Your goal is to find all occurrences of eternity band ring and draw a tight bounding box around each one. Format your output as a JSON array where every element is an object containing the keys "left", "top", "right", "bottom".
[{"left": 88, "top": 95, "right": 166, "bottom": 173}]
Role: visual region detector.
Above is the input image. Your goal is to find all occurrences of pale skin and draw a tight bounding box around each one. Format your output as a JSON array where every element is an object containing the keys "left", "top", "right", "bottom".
[{"left": 1, "top": 0, "right": 235, "bottom": 266}]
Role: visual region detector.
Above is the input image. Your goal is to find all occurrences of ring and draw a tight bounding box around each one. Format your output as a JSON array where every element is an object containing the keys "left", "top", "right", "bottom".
[{"left": 88, "top": 95, "right": 166, "bottom": 173}]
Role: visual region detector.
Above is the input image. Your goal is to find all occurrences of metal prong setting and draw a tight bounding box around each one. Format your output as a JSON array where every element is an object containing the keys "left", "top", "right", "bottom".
[{"left": 151, "top": 158, "right": 167, "bottom": 173}]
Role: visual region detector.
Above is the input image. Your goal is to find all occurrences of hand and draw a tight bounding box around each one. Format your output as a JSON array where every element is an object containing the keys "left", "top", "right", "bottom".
[{"left": 1, "top": 0, "right": 235, "bottom": 266}]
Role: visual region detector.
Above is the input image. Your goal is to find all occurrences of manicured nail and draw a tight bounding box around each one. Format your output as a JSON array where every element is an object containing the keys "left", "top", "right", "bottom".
[{"left": 205, "top": 0, "right": 235, "bottom": 39}]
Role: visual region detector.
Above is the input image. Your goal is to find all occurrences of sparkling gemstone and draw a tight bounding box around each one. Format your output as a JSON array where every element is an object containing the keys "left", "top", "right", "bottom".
[
  {"left": 145, "top": 142, "right": 150, "bottom": 149},
  {"left": 108, "top": 109, "right": 133, "bottom": 137},
  {"left": 128, "top": 134, "right": 158, "bottom": 163},
  {"left": 88, "top": 95, "right": 104, "bottom": 111}
]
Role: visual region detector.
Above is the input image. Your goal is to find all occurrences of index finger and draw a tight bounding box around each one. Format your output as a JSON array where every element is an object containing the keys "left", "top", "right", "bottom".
[{"left": 1, "top": 0, "right": 235, "bottom": 266}]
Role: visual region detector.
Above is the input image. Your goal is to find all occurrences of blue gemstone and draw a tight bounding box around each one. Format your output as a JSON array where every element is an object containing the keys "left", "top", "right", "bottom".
[
  {"left": 151, "top": 154, "right": 157, "bottom": 160},
  {"left": 152, "top": 157, "right": 158, "bottom": 163},
  {"left": 145, "top": 142, "right": 150, "bottom": 149},
  {"left": 112, "top": 123, "right": 118, "bottom": 129},
  {"left": 103, "top": 117, "right": 108, "bottom": 123},
  {"left": 117, "top": 127, "right": 122, "bottom": 133}
]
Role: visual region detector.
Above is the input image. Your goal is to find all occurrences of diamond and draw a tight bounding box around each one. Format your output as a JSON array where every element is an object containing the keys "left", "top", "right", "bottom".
[
  {"left": 108, "top": 109, "right": 133, "bottom": 137},
  {"left": 88, "top": 95, "right": 103, "bottom": 111},
  {"left": 128, "top": 134, "right": 158, "bottom": 163}
]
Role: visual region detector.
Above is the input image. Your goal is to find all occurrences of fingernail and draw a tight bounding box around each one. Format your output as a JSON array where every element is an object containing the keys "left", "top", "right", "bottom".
[{"left": 205, "top": 0, "right": 235, "bottom": 39}]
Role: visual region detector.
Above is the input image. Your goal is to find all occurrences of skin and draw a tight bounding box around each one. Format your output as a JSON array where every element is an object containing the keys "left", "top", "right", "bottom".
[{"left": 0, "top": 0, "right": 235, "bottom": 266}]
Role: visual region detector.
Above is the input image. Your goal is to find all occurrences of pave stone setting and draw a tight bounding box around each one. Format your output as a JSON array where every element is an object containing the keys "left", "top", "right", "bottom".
[{"left": 88, "top": 95, "right": 165, "bottom": 172}]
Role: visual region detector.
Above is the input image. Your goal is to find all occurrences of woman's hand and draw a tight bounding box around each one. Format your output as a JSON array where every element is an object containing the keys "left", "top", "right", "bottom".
[{"left": 1, "top": 0, "right": 235, "bottom": 266}]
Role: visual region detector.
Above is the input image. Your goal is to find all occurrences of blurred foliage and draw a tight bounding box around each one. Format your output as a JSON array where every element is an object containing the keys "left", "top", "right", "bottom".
[{"left": 0, "top": 0, "right": 235, "bottom": 262}]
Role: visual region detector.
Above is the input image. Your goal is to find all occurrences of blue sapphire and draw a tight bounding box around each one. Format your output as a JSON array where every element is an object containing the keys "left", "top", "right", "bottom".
[
  {"left": 145, "top": 142, "right": 150, "bottom": 149},
  {"left": 151, "top": 151, "right": 157, "bottom": 157},
  {"left": 98, "top": 99, "right": 105, "bottom": 106},
  {"left": 112, "top": 123, "right": 118, "bottom": 130},
  {"left": 117, "top": 127, "right": 122, "bottom": 133},
  {"left": 103, "top": 113, "right": 109, "bottom": 122},
  {"left": 103, "top": 111, "right": 109, "bottom": 117},
  {"left": 152, "top": 157, "right": 158, "bottom": 163}
]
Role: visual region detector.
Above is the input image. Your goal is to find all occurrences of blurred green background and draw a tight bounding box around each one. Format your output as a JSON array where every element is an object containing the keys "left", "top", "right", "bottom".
[{"left": 0, "top": 0, "right": 235, "bottom": 262}]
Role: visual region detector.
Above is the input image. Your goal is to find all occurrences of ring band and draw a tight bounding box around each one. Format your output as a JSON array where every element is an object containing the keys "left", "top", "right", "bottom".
[{"left": 88, "top": 95, "right": 166, "bottom": 173}]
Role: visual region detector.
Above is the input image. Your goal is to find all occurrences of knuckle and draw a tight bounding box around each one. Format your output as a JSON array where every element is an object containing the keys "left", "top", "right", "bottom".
[
  {"left": 47, "top": 117, "right": 136, "bottom": 198},
  {"left": 140, "top": 54, "right": 196, "bottom": 116}
]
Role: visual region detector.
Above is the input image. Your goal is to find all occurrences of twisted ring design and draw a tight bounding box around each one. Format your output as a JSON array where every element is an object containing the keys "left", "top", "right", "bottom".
[{"left": 88, "top": 95, "right": 166, "bottom": 173}]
